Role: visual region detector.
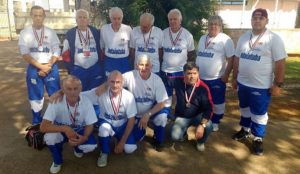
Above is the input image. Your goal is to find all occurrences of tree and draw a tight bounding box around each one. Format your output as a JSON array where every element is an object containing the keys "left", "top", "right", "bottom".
[{"left": 95, "top": 0, "right": 217, "bottom": 40}]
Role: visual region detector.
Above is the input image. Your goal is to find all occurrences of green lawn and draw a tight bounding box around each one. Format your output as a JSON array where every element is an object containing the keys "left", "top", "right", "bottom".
[{"left": 285, "top": 57, "right": 300, "bottom": 83}]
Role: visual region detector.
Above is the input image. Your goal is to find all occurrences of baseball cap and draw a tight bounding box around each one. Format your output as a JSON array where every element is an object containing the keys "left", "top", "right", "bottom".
[{"left": 252, "top": 8, "right": 268, "bottom": 18}]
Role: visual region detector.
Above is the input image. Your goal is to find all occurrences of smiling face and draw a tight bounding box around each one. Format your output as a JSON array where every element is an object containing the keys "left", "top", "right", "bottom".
[
  {"left": 168, "top": 12, "right": 181, "bottom": 32},
  {"left": 137, "top": 56, "right": 152, "bottom": 80}
]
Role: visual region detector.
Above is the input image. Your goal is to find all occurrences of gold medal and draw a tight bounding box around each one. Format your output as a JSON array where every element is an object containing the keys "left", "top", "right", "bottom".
[{"left": 186, "top": 103, "right": 191, "bottom": 108}]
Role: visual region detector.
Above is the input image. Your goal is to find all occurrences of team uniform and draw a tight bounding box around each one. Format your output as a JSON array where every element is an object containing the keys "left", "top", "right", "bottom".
[
  {"left": 129, "top": 26, "right": 163, "bottom": 73},
  {"left": 62, "top": 26, "right": 105, "bottom": 91},
  {"left": 196, "top": 33, "right": 234, "bottom": 125},
  {"left": 235, "top": 29, "right": 287, "bottom": 138},
  {"left": 83, "top": 88, "right": 137, "bottom": 154},
  {"left": 122, "top": 70, "right": 168, "bottom": 144},
  {"left": 18, "top": 26, "right": 61, "bottom": 125},
  {"left": 171, "top": 78, "right": 214, "bottom": 145},
  {"left": 100, "top": 24, "right": 132, "bottom": 75},
  {"left": 43, "top": 94, "right": 98, "bottom": 165}
]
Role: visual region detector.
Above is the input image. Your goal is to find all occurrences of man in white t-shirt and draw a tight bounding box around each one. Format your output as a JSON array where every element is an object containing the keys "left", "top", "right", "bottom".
[
  {"left": 83, "top": 71, "right": 137, "bottom": 167},
  {"left": 232, "top": 8, "right": 287, "bottom": 155},
  {"left": 196, "top": 15, "right": 235, "bottom": 132},
  {"left": 18, "top": 6, "right": 61, "bottom": 125},
  {"left": 123, "top": 54, "right": 168, "bottom": 151},
  {"left": 161, "top": 8, "right": 196, "bottom": 116},
  {"left": 100, "top": 7, "right": 132, "bottom": 76},
  {"left": 129, "top": 13, "right": 163, "bottom": 73},
  {"left": 40, "top": 75, "right": 98, "bottom": 174}
]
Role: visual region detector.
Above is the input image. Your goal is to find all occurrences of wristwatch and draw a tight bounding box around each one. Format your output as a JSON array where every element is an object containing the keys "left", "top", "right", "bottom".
[{"left": 274, "top": 82, "right": 284, "bottom": 88}]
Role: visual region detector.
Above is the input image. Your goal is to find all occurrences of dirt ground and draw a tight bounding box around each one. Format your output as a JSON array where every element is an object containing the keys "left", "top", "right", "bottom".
[{"left": 0, "top": 41, "right": 299, "bottom": 174}]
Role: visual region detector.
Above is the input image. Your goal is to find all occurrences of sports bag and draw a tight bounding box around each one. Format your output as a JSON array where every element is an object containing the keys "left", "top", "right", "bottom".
[{"left": 25, "top": 124, "right": 45, "bottom": 150}]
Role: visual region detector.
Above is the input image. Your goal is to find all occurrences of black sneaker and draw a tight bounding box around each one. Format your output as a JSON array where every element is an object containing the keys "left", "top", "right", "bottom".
[
  {"left": 150, "top": 138, "right": 164, "bottom": 152},
  {"left": 232, "top": 128, "right": 250, "bottom": 140},
  {"left": 252, "top": 139, "right": 263, "bottom": 155}
]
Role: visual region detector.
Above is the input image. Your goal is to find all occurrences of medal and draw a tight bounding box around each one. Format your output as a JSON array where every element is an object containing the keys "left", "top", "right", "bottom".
[
  {"left": 249, "top": 29, "right": 266, "bottom": 50},
  {"left": 78, "top": 28, "right": 90, "bottom": 54},
  {"left": 33, "top": 26, "right": 44, "bottom": 52},
  {"left": 185, "top": 79, "right": 198, "bottom": 109},
  {"left": 169, "top": 27, "right": 182, "bottom": 51},
  {"left": 110, "top": 90, "right": 122, "bottom": 119},
  {"left": 205, "top": 35, "right": 214, "bottom": 49},
  {"left": 38, "top": 46, "right": 43, "bottom": 52},
  {"left": 143, "top": 27, "right": 152, "bottom": 53},
  {"left": 67, "top": 100, "right": 79, "bottom": 128}
]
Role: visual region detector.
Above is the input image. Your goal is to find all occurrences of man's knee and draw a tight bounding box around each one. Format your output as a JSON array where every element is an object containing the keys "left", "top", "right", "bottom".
[
  {"left": 98, "top": 123, "right": 114, "bottom": 137},
  {"left": 153, "top": 113, "right": 168, "bottom": 127},
  {"left": 171, "top": 124, "right": 184, "bottom": 141},
  {"left": 44, "top": 132, "right": 64, "bottom": 145},
  {"left": 124, "top": 144, "right": 137, "bottom": 154}
]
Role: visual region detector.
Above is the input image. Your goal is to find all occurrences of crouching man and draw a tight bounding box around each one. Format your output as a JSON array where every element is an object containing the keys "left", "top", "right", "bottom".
[{"left": 40, "top": 75, "right": 97, "bottom": 174}]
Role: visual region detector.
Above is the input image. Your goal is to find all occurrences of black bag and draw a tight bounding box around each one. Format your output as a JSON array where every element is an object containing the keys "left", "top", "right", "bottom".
[{"left": 25, "top": 124, "right": 46, "bottom": 150}]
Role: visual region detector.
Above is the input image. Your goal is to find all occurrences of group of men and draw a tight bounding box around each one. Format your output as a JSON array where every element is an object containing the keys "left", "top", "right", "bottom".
[{"left": 19, "top": 5, "right": 286, "bottom": 174}]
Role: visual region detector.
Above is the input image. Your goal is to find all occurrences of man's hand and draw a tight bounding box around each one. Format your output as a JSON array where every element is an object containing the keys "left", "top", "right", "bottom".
[
  {"left": 138, "top": 114, "right": 150, "bottom": 129},
  {"left": 114, "top": 140, "right": 125, "bottom": 154},
  {"left": 38, "top": 70, "right": 47, "bottom": 77},
  {"left": 68, "top": 134, "right": 88, "bottom": 146},
  {"left": 63, "top": 126, "right": 77, "bottom": 139},
  {"left": 270, "top": 84, "right": 282, "bottom": 96},
  {"left": 195, "top": 125, "right": 205, "bottom": 140},
  {"left": 40, "top": 63, "right": 52, "bottom": 74},
  {"left": 49, "top": 90, "right": 64, "bottom": 103}
]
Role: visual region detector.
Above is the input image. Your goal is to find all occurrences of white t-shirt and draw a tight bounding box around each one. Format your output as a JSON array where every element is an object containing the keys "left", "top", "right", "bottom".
[
  {"left": 100, "top": 24, "right": 132, "bottom": 58},
  {"left": 43, "top": 94, "right": 98, "bottom": 131},
  {"left": 129, "top": 26, "right": 163, "bottom": 73},
  {"left": 235, "top": 29, "right": 287, "bottom": 89},
  {"left": 62, "top": 28, "right": 98, "bottom": 69},
  {"left": 18, "top": 26, "right": 61, "bottom": 63},
  {"left": 83, "top": 88, "right": 137, "bottom": 127},
  {"left": 162, "top": 27, "right": 195, "bottom": 73},
  {"left": 196, "top": 33, "right": 235, "bottom": 80},
  {"left": 122, "top": 70, "right": 168, "bottom": 116}
]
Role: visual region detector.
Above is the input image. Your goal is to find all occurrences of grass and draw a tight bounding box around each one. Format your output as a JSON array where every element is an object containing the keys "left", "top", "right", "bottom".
[{"left": 285, "top": 57, "right": 300, "bottom": 82}]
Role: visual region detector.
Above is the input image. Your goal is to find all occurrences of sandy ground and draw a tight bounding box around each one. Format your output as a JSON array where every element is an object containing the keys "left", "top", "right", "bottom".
[{"left": 0, "top": 41, "right": 299, "bottom": 174}]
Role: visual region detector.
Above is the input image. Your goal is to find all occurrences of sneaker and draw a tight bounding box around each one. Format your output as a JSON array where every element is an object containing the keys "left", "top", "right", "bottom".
[
  {"left": 212, "top": 123, "right": 219, "bottom": 132},
  {"left": 196, "top": 143, "right": 205, "bottom": 152},
  {"left": 150, "top": 138, "right": 164, "bottom": 152},
  {"left": 232, "top": 128, "right": 250, "bottom": 140},
  {"left": 252, "top": 139, "right": 264, "bottom": 155},
  {"left": 50, "top": 162, "right": 61, "bottom": 174},
  {"left": 97, "top": 153, "right": 108, "bottom": 167},
  {"left": 74, "top": 150, "right": 83, "bottom": 158}
]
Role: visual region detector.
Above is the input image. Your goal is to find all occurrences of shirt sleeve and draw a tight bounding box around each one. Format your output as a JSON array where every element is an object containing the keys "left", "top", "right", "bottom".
[
  {"left": 125, "top": 92, "right": 137, "bottom": 118},
  {"left": 43, "top": 103, "right": 58, "bottom": 122},
  {"left": 155, "top": 77, "right": 168, "bottom": 103},
  {"left": 50, "top": 30, "right": 61, "bottom": 57},
  {"left": 81, "top": 88, "right": 99, "bottom": 105},
  {"left": 224, "top": 37, "right": 235, "bottom": 58},
  {"left": 100, "top": 27, "right": 105, "bottom": 49},
  {"left": 82, "top": 97, "right": 98, "bottom": 125},
  {"left": 18, "top": 30, "right": 30, "bottom": 55},
  {"left": 187, "top": 32, "right": 195, "bottom": 52},
  {"left": 129, "top": 29, "right": 135, "bottom": 48},
  {"left": 271, "top": 33, "right": 287, "bottom": 61},
  {"left": 200, "top": 85, "right": 213, "bottom": 120}
]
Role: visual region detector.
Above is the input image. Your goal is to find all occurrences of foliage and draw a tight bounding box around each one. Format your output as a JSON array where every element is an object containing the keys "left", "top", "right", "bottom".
[{"left": 95, "top": 0, "right": 217, "bottom": 40}]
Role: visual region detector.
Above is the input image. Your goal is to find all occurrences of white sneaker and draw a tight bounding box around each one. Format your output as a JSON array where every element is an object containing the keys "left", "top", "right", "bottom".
[
  {"left": 74, "top": 150, "right": 84, "bottom": 158},
  {"left": 50, "top": 162, "right": 61, "bottom": 174},
  {"left": 196, "top": 143, "right": 205, "bottom": 152},
  {"left": 97, "top": 153, "right": 108, "bottom": 167},
  {"left": 212, "top": 123, "right": 219, "bottom": 132}
]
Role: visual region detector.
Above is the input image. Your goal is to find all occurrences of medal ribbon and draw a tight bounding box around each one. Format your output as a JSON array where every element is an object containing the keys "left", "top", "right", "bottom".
[
  {"left": 77, "top": 29, "right": 90, "bottom": 47},
  {"left": 169, "top": 27, "right": 182, "bottom": 48},
  {"left": 143, "top": 27, "right": 152, "bottom": 49},
  {"left": 184, "top": 80, "right": 198, "bottom": 106},
  {"left": 110, "top": 90, "right": 122, "bottom": 119},
  {"left": 249, "top": 29, "right": 266, "bottom": 50},
  {"left": 67, "top": 102, "right": 79, "bottom": 127},
  {"left": 205, "top": 35, "right": 213, "bottom": 49},
  {"left": 33, "top": 26, "right": 44, "bottom": 47}
]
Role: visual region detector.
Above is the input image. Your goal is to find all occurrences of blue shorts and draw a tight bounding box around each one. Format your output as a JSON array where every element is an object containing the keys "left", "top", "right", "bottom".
[
  {"left": 202, "top": 78, "right": 226, "bottom": 104},
  {"left": 104, "top": 56, "right": 131, "bottom": 75},
  {"left": 159, "top": 71, "right": 184, "bottom": 96}
]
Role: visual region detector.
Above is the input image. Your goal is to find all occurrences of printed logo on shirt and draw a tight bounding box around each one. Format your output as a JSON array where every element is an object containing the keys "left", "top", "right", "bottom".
[
  {"left": 197, "top": 51, "right": 214, "bottom": 58},
  {"left": 77, "top": 47, "right": 97, "bottom": 53},
  {"left": 240, "top": 53, "right": 261, "bottom": 61},
  {"left": 108, "top": 48, "right": 125, "bottom": 54},
  {"left": 30, "top": 47, "right": 50, "bottom": 53},
  {"left": 135, "top": 97, "right": 154, "bottom": 103},
  {"left": 164, "top": 47, "right": 182, "bottom": 53},
  {"left": 137, "top": 47, "right": 155, "bottom": 53}
]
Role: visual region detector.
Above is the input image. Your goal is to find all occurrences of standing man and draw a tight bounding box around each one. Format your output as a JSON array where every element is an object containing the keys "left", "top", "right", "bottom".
[
  {"left": 161, "top": 9, "right": 196, "bottom": 115},
  {"left": 171, "top": 62, "right": 213, "bottom": 151},
  {"left": 40, "top": 75, "right": 98, "bottom": 174},
  {"left": 18, "top": 6, "right": 61, "bottom": 125},
  {"left": 232, "top": 8, "right": 286, "bottom": 155},
  {"left": 100, "top": 7, "right": 132, "bottom": 76},
  {"left": 62, "top": 9, "right": 105, "bottom": 92},
  {"left": 84, "top": 71, "right": 137, "bottom": 167},
  {"left": 123, "top": 54, "right": 168, "bottom": 151},
  {"left": 129, "top": 13, "right": 163, "bottom": 74},
  {"left": 196, "top": 15, "right": 235, "bottom": 132}
]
